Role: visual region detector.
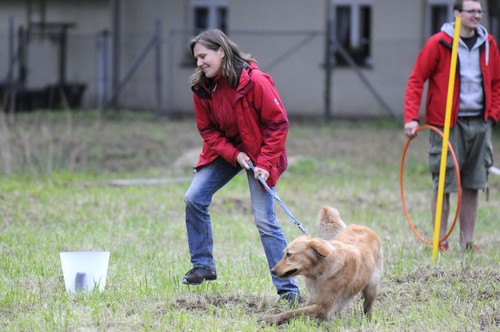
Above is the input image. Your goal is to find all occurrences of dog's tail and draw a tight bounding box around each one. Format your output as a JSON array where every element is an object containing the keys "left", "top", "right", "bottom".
[{"left": 318, "top": 206, "right": 347, "bottom": 240}]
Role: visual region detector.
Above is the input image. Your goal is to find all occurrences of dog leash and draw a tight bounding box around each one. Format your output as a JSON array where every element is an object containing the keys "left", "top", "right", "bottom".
[{"left": 247, "top": 161, "right": 309, "bottom": 235}]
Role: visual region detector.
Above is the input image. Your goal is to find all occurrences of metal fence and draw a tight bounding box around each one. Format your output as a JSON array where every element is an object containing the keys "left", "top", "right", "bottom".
[{"left": 1, "top": 24, "right": 410, "bottom": 118}]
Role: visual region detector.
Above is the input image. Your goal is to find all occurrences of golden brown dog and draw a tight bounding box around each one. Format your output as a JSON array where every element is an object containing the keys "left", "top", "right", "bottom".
[{"left": 263, "top": 206, "right": 383, "bottom": 324}]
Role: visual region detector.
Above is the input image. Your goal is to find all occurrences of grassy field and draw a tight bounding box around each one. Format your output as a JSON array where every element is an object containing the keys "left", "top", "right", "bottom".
[{"left": 0, "top": 111, "right": 499, "bottom": 331}]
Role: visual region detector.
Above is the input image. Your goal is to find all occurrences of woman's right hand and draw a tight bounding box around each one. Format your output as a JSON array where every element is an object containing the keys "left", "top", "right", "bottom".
[{"left": 236, "top": 152, "right": 251, "bottom": 169}]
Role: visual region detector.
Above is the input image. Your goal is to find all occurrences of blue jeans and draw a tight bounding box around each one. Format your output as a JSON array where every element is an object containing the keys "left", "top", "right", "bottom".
[{"left": 184, "top": 157, "right": 300, "bottom": 295}]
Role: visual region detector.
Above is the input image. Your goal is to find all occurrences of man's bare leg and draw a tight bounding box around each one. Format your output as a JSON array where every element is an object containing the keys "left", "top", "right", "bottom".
[
  {"left": 432, "top": 192, "right": 450, "bottom": 241},
  {"left": 459, "top": 188, "right": 478, "bottom": 249}
]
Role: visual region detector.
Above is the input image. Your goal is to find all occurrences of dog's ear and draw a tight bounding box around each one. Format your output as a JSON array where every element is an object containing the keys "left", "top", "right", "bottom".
[{"left": 308, "top": 238, "right": 330, "bottom": 258}]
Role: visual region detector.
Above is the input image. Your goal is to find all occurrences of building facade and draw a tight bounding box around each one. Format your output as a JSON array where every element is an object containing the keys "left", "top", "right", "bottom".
[{"left": 0, "top": 0, "right": 491, "bottom": 118}]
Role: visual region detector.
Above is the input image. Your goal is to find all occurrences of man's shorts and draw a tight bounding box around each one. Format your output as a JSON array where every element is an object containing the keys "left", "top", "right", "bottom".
[{"left": 428, "top": 117, "right": 493, "bottom": 193}]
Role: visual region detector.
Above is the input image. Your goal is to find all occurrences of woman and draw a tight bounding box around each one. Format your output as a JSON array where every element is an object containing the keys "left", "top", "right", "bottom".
[{"left": 182, "top": 29, "right": 301, "bottom": 305}]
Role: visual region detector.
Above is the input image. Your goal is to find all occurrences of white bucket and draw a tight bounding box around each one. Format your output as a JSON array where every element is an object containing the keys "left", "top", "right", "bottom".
[{"left": 60, "top": 251, "right": 110, "bottom": 293}]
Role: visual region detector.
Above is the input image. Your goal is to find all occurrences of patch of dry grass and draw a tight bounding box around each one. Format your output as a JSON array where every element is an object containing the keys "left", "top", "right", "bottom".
[{"left": 0, "top": 111, "right": 499, "bottom": 331}]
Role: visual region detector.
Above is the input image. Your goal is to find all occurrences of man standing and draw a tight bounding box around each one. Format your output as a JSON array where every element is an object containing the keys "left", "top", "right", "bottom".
[{"left": 404, "top": 0, "right": 500, "bottom": 251}]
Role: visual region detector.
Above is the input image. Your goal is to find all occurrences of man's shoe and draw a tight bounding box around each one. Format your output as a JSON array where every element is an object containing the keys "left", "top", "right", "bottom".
[
  {"left": 182, "top": 267, "right": 217, "bottom": 285},
  {"left": 439, "top": 241, "right": 449, "bottom": 252},
  {"left": 464, "top": 242, "right": 480, "bottom": 252},
  {"left": 279, "top": 292, "right": 302, "bottom": 307}
]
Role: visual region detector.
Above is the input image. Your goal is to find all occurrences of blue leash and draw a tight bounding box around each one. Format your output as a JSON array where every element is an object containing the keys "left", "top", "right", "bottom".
[{"left": 247, "top": 161, "right": 309, "bottom": 235}]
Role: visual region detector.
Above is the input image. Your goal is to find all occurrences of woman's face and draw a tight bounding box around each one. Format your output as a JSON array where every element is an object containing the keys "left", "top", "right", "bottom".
[{"left": 193, "top": 43, "right": 224, "bottom": 78}]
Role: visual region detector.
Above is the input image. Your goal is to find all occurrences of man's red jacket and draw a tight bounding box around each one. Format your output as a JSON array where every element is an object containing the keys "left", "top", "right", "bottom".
[{"left": 404, "top": 31, "right": 500, "bottom": 126}]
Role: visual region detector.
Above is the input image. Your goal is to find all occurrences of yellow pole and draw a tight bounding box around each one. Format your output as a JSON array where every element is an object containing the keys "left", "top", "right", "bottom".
[{"left": 432, "top": 16, "right": 461, "bottom": 263}]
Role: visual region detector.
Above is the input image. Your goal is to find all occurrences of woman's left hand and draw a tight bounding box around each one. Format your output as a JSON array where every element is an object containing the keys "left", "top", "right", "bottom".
[{"left": 253, "top": 167, "right": 269, "bottom": 181}]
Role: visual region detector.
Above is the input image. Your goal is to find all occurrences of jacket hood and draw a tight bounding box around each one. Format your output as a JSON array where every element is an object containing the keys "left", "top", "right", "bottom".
[{"left": 441, "top": 22, "right": 489, "bottom": 64}]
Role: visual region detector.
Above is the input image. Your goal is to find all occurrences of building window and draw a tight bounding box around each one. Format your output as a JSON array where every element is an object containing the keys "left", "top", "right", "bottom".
[
  {"left": 191, "top": 0, "right": 228, "bottom": 35},
  {"left": 426, "top": 0, "right": 453, "bottom": 37},
  {"left": 332, "top": 0, "right": 372, "bottom": 67}
]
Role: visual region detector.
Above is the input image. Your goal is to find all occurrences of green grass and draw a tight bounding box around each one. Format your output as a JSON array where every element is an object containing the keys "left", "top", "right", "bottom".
[{"left": 0, "top": 111, "right": 499, "bottom": 331}]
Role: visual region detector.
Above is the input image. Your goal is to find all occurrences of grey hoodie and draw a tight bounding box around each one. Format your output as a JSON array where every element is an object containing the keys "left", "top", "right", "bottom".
[{"left": 441, "top": 22, "right": 489, "bottom": 115}]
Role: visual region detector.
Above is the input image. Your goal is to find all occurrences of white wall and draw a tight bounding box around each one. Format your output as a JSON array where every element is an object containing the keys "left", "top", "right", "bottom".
[{"left": 1, "top": 0, "right": 491, "bottom": 118}]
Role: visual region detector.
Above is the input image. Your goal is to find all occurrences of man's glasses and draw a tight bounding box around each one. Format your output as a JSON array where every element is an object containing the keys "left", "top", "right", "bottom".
[{"left": 461, "top": 9, "right": 486, "bottom": 16}]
